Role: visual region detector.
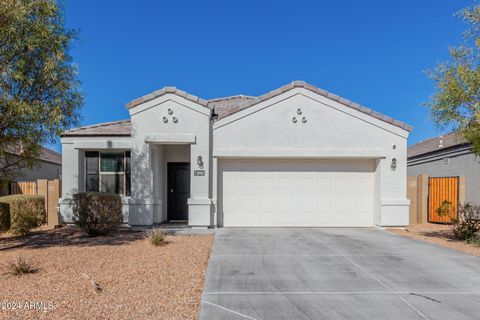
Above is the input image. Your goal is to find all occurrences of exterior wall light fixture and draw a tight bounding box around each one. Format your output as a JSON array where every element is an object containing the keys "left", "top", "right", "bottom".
[{"left": 391, "top": 158, "right": 397, "bottom": 171}]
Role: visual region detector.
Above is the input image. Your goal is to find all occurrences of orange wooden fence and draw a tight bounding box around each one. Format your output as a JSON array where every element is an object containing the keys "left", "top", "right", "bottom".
[
  {"left": 9, "top": 181, "right": 37, "bottom": 195},
  {"left": 428, "top": 177, "right": 459, "bottom": 224}
]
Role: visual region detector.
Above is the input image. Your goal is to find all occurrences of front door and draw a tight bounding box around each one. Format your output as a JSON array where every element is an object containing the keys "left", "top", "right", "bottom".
[{"left": 167, "top": 162, "right": 190, "bottom": 221}]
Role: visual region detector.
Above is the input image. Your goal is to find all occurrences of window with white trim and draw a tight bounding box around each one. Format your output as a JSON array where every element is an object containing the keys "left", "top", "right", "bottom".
[{"left": 85, "top": 151, "right": 131, "bottom": 196}]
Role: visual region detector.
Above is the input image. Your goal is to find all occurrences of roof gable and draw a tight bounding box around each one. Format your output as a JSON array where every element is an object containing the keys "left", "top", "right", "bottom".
[{"left": 64, "top": 81, "right": 411, "bottom": 137}]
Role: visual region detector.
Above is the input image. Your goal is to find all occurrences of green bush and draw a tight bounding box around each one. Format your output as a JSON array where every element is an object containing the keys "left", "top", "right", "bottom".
[
  {"left": 0, "top": 195, "right": 46, "bottom": 235},
  {"left": 72, "top": 192, "right": 123, "bottom": 236},
  {"left": 0, "top": 202, "right": 10, "bottom": 232},
  {"left": 451, "top": 203, "right": 480, "bottom": 241}
]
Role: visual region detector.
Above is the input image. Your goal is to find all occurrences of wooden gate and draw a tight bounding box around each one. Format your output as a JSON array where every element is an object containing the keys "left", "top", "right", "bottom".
[
  {"left": 9, "top": 181, "right": 37, "bottom": 195},
  {"left": 428, "top": 177, "right": 459, "bottom": 223},
  {"left": 8, "top": 179, "right": 62, "bottom": 227}
]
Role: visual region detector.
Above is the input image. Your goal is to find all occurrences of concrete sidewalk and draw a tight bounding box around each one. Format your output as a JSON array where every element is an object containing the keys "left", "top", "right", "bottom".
[{"left": 199, "top": 228, "right": 480, "bottom": 320}]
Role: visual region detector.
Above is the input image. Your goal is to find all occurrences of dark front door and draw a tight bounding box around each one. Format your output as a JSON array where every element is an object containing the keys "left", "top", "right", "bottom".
[{"left": 167, "top": 162, "right": 190, "bottom": 221}]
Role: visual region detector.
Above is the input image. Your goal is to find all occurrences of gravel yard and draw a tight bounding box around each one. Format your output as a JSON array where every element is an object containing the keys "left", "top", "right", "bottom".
[
  {"left": 0, "top": 226, "right": 213, "bottom": 320},
  {"left": 387, "top": 223, "right": 480, "bottom": 256}
]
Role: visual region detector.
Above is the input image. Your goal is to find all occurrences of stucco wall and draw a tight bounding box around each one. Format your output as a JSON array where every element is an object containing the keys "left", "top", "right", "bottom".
[
  {"left": 408, "top": 150, "right": 480, "bottom": 204},
  {"left": 13, "top": 160, "right": 61, "bottom": 181},
  {"left": 213, "top": 88, "right": 410, "bottom": 226},
  {"left": 59, "top": 136, "right": 132, "bottom": 223},
  {"left": 128, "top": 94, "right": 212, "bottom": 226}
]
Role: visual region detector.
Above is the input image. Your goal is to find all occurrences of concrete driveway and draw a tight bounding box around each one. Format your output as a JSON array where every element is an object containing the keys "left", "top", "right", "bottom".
[{"left": 198, "top": 228, "right": 480, "bottom": 320}]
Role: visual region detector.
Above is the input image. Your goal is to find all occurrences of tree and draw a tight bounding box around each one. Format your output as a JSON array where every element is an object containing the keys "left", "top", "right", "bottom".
[
  {"left": 0, "top": 0, "right": 82, "bottom": 183},
  {"left": 427, "top": 4, "right": 480, "bottom": 155}
]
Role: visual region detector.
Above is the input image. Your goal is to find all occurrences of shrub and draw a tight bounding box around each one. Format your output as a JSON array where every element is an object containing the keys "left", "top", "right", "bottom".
[
  {"left": 450, "top": 203, "right": 480, "bottom": 241},
  {"left": 0, "top": 195, "right": 46, "bottom": 235},
  {"left": 3, "top": 256, "right": 38, "bottom": 276},
  {"left": 467, "top": 235, "right": 480, "bottom": 247},
  {"left": 72, "top": 192, "right": 123, "bottom": 236},
  {"left": 0, "top": 202, "right": 10, "bottom": 232},
  {"left": 144, "top": 229, "right": 167, "bottom": 246}
]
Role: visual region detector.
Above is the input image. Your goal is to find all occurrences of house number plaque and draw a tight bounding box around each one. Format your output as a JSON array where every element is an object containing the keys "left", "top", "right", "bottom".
[{"left": 194, "top": 170, "right": 205, "bottom": 176}]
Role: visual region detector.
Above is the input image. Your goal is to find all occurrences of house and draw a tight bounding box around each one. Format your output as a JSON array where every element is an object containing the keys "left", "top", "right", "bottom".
[
  {"left": 408, "top": 132, "right": 479, "bottom": 204},
  {"left": 1, "top": 146, "right": 61, "bottom": 196},
  {"left": 60, "top": 81, "right": 411, "bottom": 227},
  {"left": 16, "top": 146, "right": 62, "bottom": 181},
  {"left": 2, "top": 145, "right": 61, "bottom": 182}
]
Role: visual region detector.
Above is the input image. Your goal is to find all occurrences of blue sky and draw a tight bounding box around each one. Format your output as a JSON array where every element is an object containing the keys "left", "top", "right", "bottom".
[{"left": 57, "top": 0, "right": 473, "bottom": 152}]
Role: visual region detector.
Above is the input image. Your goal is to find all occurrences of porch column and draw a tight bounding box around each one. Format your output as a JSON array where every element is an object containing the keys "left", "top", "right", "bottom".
[
  {"left": 188, "top": 142, "right": 213, "bottom": 226},
  {"left": 129, "top": 142, "right": 162, "bottom": 225}
]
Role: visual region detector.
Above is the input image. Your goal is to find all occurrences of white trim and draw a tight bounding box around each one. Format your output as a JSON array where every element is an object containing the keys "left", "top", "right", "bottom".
[
  {"left": 381, "top": 199, "right": 410, "bottom": 206},
  {"left": 213, "top": 148, "right": 386, "bottom": 159},
  {"left": 145, "top": 133, "right": 196, "bottom": 144},
  {"left": 188, "top": 198, "right": 212, "bottom": 205},
  {"left": 74, "top": 140, "right": 131, "bottom": 149}
]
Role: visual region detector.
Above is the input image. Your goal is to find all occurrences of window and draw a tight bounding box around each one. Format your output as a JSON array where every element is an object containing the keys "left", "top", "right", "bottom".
[{"left": 85, "top": 151, "right": 131, "bottom": 196}]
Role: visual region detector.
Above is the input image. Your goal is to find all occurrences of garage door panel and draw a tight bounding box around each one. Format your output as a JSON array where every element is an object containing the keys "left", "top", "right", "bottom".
[
  {"left": 296, "top": 194, "right": 314, "bottom": 211},
  {"left": 316, "top": 194, "right": 334, "bottom": 212},
  {"left": 278, "top": 194, "right": 295, "bottom": 211},
  {"left": 258, "top": 178, "right": 276, "bottom": 192},
  {"left": 278, "top": 177, "right": 294, "bottom": 192},
  {"left": 240, "top": 177, "right": 256, "bottom": 192},
  {"left": 316, "top": 177, "right": 334, "bottom": 194},
  {"left": 335, "top": 177, "right": 353, "bottom": 194},
  {"left": 258, "top": 194, "right": 275, "bottom": 211},
  {"left": 220, "top": 160, "right": 374, "bottom": 227}
]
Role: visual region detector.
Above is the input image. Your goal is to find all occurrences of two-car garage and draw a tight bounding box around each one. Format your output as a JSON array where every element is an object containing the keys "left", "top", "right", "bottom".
[{"left": 218, "top": 159, "right": 375, "bottom": 227}]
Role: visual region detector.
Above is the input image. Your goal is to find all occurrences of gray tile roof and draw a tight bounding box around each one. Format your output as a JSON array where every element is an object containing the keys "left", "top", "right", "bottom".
[
  {"left": 39, "top": 146, "right": 61, "bottom": 165},
  {"left": 64, "top": 81, "right": 412, "bottom": 137},
  {"left": 208, "top": 95, "right": 257, "bottom": 120},
  {"left": 125, "top": 81, "right": 412, "bottom": 131},
  {"left": 6, "top": 145, "right": 61, "bottom": 165},
  {"left": 407, "top": 132, "right": 468, "bottom": 158},
  {"left": 61, "top": 120, "right": 131, "bottom": 137}
]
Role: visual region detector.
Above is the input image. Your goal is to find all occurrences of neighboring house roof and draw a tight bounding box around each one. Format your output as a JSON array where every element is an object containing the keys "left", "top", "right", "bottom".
[
  {"left": 39, "top": 147, "right": 62, "bottom": 165},
  {"left": 61, "top": 119, "right": 131, "bottom": 137},
  {"left": 64, "top": 81, "right": 412, "bottom": 137},
  {"left": 6, "top": 145, "right": 61, "bottom": 165},
  {"left": 407, "top": 132, "right": 468, "bottom": 158}
]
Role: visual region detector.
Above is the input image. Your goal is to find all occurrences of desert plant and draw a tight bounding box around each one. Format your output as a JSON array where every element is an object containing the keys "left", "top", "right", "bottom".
[
  {"left": 72, "top": 192, "right": 123, "bottom": 236},
  {"left": 0, "top": 202, "right": 10, "bottom": 232},
  {"left": 144, "top": 229, "right": 167, "bottom": 246},
  {"left": 3, "top": 256, "right": 37, "bottom": 276},
  {"left": 436, "top": 200, "right": 453, "bottom": 217},
  {"left": 0, "top": 195, "right": 46, "bottom": 235},
  {"left": 450, "top": 202, "right": 480, "bottom": 241},
  {"left": 467, "top": 235, "right": 480, "bottom": 247}
]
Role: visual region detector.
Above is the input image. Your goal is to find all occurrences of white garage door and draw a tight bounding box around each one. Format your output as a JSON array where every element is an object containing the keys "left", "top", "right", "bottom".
[{"left": 219, "top": 160, "right": 375, "bottom": 227}]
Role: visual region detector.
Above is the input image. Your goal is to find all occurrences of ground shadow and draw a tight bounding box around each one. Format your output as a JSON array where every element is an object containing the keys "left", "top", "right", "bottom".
[
  {"left": 0, "top": 226, "right": 145, "bottom": 252},
  {"left": 420, "top": 229, "right": 458, "bottom": 242}
]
